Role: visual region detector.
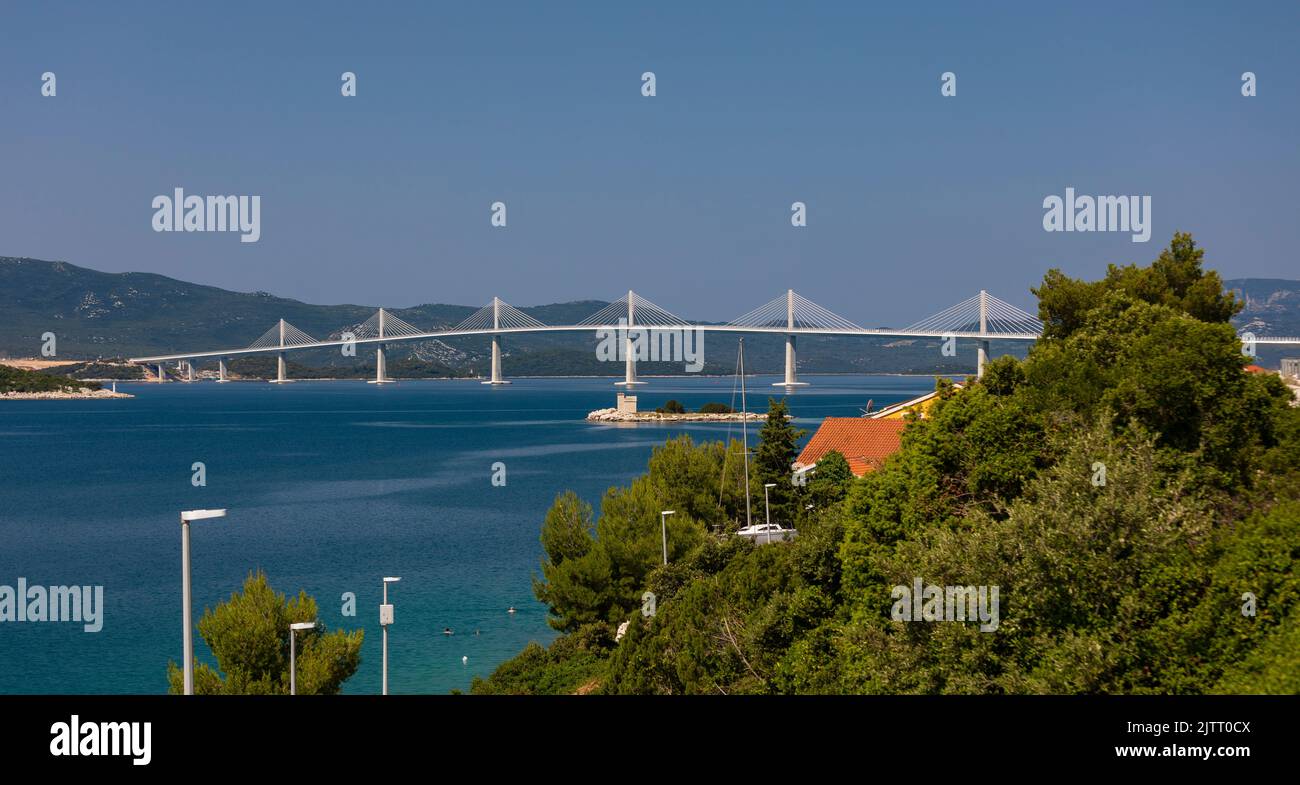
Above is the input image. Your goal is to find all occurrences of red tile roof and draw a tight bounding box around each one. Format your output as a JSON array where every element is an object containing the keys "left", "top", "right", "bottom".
[
  {"left": 1244, "top": 364, "right": 1270, "bottom": 374},
  {"left": 796, "top": 417, "right": 908, "bottom": 477}
]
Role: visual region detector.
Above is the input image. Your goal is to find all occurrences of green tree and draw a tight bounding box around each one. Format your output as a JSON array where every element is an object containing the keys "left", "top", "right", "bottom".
[
  {"left": 533, "top": 438, "right": 716, "bottom": 633},
  {"left": 806, "top": 450, "right": 853, "bottom": 512},
  {"left": 1032, "top": 232, "right": 1239, "bottom": 339},
  {"left": 534, "top": 492, "right": 609, "bottom": 632},
  {"left": 166, "top": 571, "right": 363, "bottom": 694},
  {"left": 754, "top": 398, "right": 805, "bottom": 525},
  {"left": 1020, "top": 292, "right": 1282, "bottom": 490}
]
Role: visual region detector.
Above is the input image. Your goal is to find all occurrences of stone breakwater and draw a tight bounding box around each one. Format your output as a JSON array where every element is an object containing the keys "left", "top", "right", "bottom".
[
  {"left": 2, "top": 388, "right": 133, "bottom": 400},
  {"left": 587, "top": 408, "right": 764, "bottom": 422}
]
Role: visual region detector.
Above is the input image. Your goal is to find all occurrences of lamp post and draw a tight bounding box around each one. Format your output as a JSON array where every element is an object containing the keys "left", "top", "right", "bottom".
[
  {"left": 380, "top": 576, "right": 401, "bottom": 695},
  {"left": 180, "top": 508, "right": 227, "bottom": 696},
  {"left": 289, "top": 621, "right": 316, "bottom": 695},
  {"left": 660, "top": 510, "right": 675, "bottom": 565},
  {"left": 764, "top": 483, "right": 777, "bottom": 544}
]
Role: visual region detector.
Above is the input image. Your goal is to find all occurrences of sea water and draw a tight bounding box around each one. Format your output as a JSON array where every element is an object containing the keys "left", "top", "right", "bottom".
[{"left": 0, "top": 375, "right": 932, "bottom": 694}]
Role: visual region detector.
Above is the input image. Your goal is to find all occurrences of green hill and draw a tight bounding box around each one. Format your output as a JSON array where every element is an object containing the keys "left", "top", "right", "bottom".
[{"left": 0, "top": 364, "right": 100, "bottom": 394}]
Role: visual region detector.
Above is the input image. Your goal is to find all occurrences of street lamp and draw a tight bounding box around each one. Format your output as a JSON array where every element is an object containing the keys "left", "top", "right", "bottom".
[
  {"left": 660, "top": 510, "right": 675, "bottom": 565},
  {"left": 764, "top": 484, "right": 777, "bottom": 544},
  {"left": 380, "top": 576, "right": 401, "bottom": 695},
  {"left": 180, "top": 508, "right": 227, "bottom": 696},
  {"left": 289, "top": 621, "right": 316, "bottom": 695}
]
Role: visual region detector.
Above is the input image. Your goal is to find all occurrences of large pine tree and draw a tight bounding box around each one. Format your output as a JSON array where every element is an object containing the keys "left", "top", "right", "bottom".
[{"left": 753, "top": 398, "right": 806, "bottom": 526}]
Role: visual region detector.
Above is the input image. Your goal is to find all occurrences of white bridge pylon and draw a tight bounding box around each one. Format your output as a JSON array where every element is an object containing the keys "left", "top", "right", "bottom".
[
  {"left": 902, "top": 291, "right": 1045, "bottom": 377},
  {"left": 579, "top": 291, "right": 690, "bottom": 386},
  {"left": 454, "top": 298, "right": 546, "bottom": 384},
  {"left": 248, "top": 318, "right": 319, "bottom": 383},
  {"left": 729, "top": 290, "right": 863, "bottom": 387},
  {"left": 352, "top": 309, "right": 424, "bottom": 384}
]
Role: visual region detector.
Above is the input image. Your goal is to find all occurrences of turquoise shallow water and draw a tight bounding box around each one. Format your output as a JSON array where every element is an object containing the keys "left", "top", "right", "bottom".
[{"left": 0, "top": 374, "right": 933, "bottom": 694}]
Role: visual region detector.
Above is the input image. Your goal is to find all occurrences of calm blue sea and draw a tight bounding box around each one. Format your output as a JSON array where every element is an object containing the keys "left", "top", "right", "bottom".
[{"left": 0, "top": 374, "right": 933, "bottom": 694}]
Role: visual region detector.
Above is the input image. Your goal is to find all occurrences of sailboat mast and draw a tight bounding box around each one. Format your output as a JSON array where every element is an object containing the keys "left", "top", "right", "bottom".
[{"left": 740, "top": 338, "right": 752, "bottom": 529}]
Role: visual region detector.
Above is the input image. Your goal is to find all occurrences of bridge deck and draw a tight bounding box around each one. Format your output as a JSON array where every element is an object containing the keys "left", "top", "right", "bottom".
[{"left": 129, "top": 324, "right": 1049, "bottom": 364}]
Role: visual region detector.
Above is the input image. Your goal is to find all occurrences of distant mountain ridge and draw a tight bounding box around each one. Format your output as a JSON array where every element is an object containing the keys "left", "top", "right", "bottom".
[
  {"left": 1225, "top": 278, "right": 1300, "bottom": 338},
  {"left": 0, "top": 256, "right": 601, "bottom": 358},
  {"left": 2, "top": 257, "right": 1295, "bottom": 373}
]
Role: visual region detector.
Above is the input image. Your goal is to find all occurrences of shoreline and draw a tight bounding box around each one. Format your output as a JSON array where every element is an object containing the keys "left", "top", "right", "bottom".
[
  {"left": 587, "top": 407, "right": 765, "bottom": 422},
  {"left": 1, "top": 388, "right": 134, "bottom": 400}
]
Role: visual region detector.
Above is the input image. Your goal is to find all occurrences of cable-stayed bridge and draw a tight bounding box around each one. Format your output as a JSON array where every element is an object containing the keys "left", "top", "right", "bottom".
[{"left": 130, "top": 290, "right": 1299, "bottom": 386}]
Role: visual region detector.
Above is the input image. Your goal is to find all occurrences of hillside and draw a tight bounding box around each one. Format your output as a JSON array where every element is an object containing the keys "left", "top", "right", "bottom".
[
  {"left": 0, "top": 363, "right": 100, "bottom": 394},
  {"left": 1226, "top": 278, "right": 1300, "bottom": 336},
  {"left": 1225, "top": 278, "right": 1300, "bottom": 367}
]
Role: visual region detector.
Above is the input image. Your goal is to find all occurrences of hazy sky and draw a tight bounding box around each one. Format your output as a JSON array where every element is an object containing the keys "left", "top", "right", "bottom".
[{"left": 1, "top": 1, "right": 1297, "bottom": 326}]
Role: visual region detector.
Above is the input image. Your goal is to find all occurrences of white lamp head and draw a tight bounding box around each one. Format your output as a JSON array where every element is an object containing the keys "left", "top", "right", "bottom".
[
  {"left": 290, "top": 622, "right": 316, "bottom": 631},
  {"left": 661, "top": 510, "right": 675, "bottom": 516},
  {"left": 181, "top": 508, "right": 227, "bottom": 522},
  {"left": 383, "top": 576, "right": 401, "bottom": 583}
]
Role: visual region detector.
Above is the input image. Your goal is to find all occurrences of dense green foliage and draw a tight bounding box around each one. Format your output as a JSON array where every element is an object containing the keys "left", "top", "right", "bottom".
[
  {"left": 166, "top": 571, "right": 364, "bottom": 695},
  {"left": 224, "top": 355, "right": 465, "bottom": 380},
  {"left": 46, "top": 360, "right": 145, "bottom": 380},
  {"left": 475, "top": 234, "right": 1300, "bottom": 695},
  {"left": 1032, "top": 232, "right": 1240, "bottom": 339},
  {"left": 0, "top": 364, "right": 99, "bottom": 393}
]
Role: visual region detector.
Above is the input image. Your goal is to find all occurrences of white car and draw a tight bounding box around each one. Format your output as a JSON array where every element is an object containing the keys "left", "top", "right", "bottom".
[{"left": 736, "top": 523, "right": 797, "bottom": 544}]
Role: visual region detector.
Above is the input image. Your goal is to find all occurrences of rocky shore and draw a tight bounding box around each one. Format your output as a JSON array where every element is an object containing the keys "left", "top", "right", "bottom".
[
  {"left": 2, "top": 388, "right": 134, "bottom": 400},
  {"left": 587, "top": 408, "right": 763, "bottom": 422}
]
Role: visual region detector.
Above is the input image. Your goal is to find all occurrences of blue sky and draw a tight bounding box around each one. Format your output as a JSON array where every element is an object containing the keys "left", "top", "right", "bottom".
[{"left": 1, "top": 1, "right": 1297, "bottom": 326}]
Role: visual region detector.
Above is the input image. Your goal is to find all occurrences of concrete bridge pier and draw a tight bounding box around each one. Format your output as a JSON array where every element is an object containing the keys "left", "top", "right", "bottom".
[
  {"left": 483, "top": 334, "right": 510, "bottom": 385},
  {"left": 270, "top": 351, "right": 292, "bottom": 383},
  {"left": 615, "top": 290, "right": 646, "bottom": 387},
  {"left": 615, "top": 334, "right": 644, "bottom": 386},
  {"left": 216, "top": 358, "right": 229, "bottom": 383},
  {"left": 156, "top": 363, "right": 166, "bottom": 383},
  {"left": 775, "top": 334, "right": 809, "bottom": 387},
  {"left": 369, "top": 343, "right": 393, "bottom": 384}
]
